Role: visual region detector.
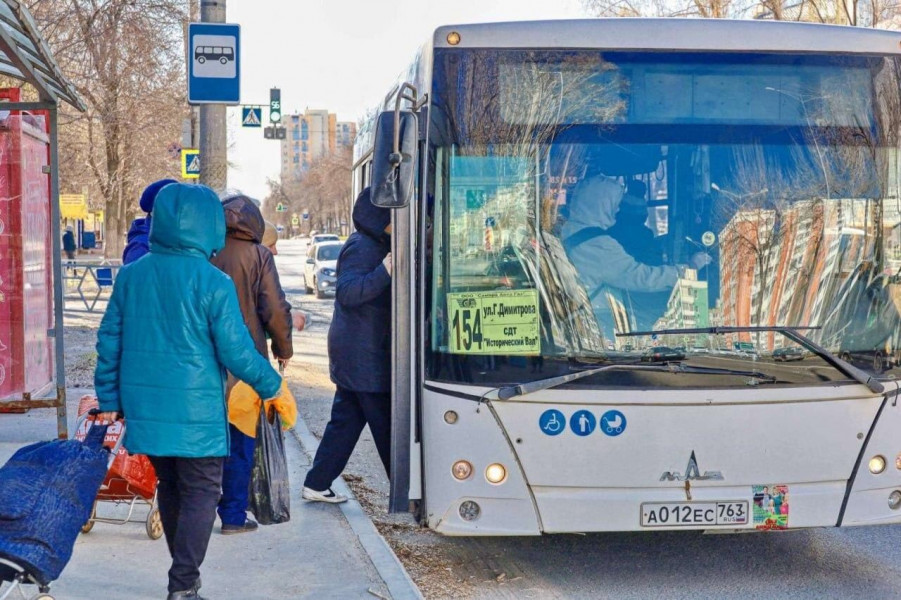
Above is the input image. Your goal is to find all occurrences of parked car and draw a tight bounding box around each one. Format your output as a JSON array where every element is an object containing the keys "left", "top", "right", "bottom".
[
  {"left": 305, "top": 241, "right": 343, "bottom": 298},
  {"left": 840, "top": 348, "right": 892, "bottom": 374},
  {"left": 641, "top": 346, "right": 686, "bottom": 362},
  {"left": 310, "top": 233, "right": 340, "bottom": 246},
  {"left": 773, "top": 346, "right": 805, "bottom": 362}
]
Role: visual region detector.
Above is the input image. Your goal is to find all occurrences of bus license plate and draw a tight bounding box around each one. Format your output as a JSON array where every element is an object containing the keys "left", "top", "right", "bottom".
[{"left": 640, "top": 501, "right": 748, "bottom": 527}]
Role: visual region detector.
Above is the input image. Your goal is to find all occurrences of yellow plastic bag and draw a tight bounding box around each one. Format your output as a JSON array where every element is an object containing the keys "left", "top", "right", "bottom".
[{"left": 228, "top": 379, "right": 296, "bottom": 438}]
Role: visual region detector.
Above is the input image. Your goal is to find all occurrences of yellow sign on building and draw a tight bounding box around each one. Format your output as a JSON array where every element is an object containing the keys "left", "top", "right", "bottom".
[{"left": 59, "top": 194, "right": 88, "bottom": 219}]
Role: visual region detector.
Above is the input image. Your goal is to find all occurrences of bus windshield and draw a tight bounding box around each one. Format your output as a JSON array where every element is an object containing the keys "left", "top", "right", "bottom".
[{"left": 426, "top": 49, "right": 901, "bottom": 388}]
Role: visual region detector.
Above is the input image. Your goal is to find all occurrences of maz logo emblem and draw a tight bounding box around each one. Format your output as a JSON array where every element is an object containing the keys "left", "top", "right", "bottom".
[{"left": 659, "top": 451, "right": 724, "bottom": 482}]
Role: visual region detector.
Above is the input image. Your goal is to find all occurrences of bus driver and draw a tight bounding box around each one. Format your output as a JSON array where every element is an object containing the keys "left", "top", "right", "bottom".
[{"left": 562, "top": 171, "right": 710, "bottom": 331}]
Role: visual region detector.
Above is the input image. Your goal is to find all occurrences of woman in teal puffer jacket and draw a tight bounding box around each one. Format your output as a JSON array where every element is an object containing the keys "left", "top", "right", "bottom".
[{"left": 95, "top": 182, "right": 282, "bottom": 600}]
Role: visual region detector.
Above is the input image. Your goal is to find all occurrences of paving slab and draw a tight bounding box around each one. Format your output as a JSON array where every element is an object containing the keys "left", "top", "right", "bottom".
[{"left": 0, "top": 407, "right": 391, "bottom": 600}]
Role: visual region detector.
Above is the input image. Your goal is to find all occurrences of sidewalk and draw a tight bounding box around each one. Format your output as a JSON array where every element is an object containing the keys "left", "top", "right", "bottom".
[{"left": 0, "top": 398, "right": 419, "bottom": 600}]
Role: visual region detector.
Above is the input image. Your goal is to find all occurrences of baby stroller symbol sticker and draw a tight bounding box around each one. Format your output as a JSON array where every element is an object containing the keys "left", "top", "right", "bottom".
[
  {"left": 601, "top": 410, "right": 627, "bottom": 436},
  {"left": 539, "top": 409, "right": 565, "bottom": 436}
]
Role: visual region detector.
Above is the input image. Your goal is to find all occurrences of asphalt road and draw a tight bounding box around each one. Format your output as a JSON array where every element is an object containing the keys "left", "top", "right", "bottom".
[{"left": 275, "top": 238, "right": 901, "bottom": 600}]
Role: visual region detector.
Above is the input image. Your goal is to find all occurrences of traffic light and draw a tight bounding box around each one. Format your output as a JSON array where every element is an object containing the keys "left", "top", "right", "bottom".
[{"left": 270, "top": 88, "right": 281, "bottom": 124}]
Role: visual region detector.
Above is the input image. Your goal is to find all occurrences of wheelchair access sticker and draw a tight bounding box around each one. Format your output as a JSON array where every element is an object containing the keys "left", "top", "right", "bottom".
[
  {"left": 539, "top": 409, "right": 565, "bottom": 436},
  {"left": 446, "top": 289, "right": 540, "bottom": 355}
]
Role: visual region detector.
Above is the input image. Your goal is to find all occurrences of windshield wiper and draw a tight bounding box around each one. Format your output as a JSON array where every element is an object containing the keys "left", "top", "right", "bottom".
[
  {"left": 617, "top": 326, "right": 885, "bottom": 394},
  {"left": 496, "top": 362, "right": 776, "bottom": 400}
]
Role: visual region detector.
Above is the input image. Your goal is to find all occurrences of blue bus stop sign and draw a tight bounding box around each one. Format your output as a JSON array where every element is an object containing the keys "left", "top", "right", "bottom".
[{"left": 188, "top": 23, "right": 240, "bottom": 105}]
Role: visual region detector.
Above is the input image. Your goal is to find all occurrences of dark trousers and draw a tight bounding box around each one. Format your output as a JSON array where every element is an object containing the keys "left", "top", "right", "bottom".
[
  {"left": 303, "top": 387, "right": 391, "bottom": 491},
  {"left": 148, "top": 456, "right": 224, "bottom": 593},
  {"left": 217, "top": 424, "right": 255, "bottom": 526}
]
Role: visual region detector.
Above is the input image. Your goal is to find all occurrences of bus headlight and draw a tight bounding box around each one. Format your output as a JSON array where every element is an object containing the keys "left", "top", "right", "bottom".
[
  {"left": 896, "top": 453, "right": 901, "bottom": 470},
  {"left": 452, "top": 460, "right": 473, "bottom": 480},
  {"left": 889, "top": 491, "right": 901, "bottom": 510},
  {"left": 485, "top": 463, "right": 507, "bottom": 484},
  {"left": 444, "top": 410, "right": 458, "bottom": 424},
  {"left": 869, "top": 455, "right": 887, "bottom": 474}
]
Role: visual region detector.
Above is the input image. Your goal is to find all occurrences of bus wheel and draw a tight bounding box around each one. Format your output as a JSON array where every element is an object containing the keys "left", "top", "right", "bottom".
[
  {"left": 220, "top": 57, "right": 228, "bottom": 65},
  {"left": 197, "top": 56, "right": 206, "bottom": 64},
  {"left": 411, "top": 499, "right": 424, "bottom": 524}
]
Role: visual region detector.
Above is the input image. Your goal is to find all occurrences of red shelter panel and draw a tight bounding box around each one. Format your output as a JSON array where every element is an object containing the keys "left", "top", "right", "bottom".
[{"left": 0, "top": 87, "right": 54, "bottom": 403}]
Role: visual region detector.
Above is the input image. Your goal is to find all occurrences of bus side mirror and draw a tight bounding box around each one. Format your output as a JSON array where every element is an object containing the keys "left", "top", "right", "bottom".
[{"left": 371, "top": 110, "right": 418, "bottom": 209}]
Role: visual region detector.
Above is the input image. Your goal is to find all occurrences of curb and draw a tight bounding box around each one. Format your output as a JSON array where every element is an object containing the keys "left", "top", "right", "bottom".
[{"left": 290, "top": 417, "right": 424, "bottom": 600}]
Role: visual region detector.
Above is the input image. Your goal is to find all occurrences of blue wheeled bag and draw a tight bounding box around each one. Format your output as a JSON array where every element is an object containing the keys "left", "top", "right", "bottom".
[{"left": 0, "top": 416, "right": 113, "bottom": 595}]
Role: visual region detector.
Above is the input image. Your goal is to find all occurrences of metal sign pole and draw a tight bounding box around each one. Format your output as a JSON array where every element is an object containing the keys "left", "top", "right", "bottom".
[
  {"left": 48, "top": 106, "right": 67, "bottom": 439},
  {"left": 198, "top": 0, "right": 228, "bottom": 193}
]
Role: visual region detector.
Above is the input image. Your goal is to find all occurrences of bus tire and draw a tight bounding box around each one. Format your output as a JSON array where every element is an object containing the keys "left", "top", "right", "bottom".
[
  {"left": 220, "top": 57, "right": 228, "bottom": 65},
  {"left": 410, "top": 499, "right": 424, "bottom": 524},
  {"left": 197, "top": 56, "right": 206, "bottom": 64}
]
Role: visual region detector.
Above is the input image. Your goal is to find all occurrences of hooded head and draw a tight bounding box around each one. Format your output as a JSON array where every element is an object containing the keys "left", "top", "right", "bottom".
[
  {"left": 262, "top": 220, "right": 278, "bottom": 250},
  {"left": 619, "top": 179, "right": 649, "bottom": 221},
  {"left": 220, "top": 193, "right": 265, "bottom": 243},
  {"left": 351, "top": 187, "right": 390, "bottom": 241},
  {"left": 65, "top": 225, "right": 73, "bottom": 232},
  {"left": 139, "top": 178, "right": 178, "bottom": 214},
  {"left": 567, "top": 176, "right": 625, "bottom": 230},
  {"left": 149, "top": 183, "right": 225, "bottom": 258}
]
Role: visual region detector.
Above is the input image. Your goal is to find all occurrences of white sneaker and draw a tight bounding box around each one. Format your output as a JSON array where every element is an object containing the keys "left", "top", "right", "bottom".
[{"left": 302, "top": 486, "right": 348, "bottom": 504}]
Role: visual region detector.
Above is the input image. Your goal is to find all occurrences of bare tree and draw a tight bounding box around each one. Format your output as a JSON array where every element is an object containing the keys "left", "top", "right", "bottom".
[
  {"left": 581, "top": 0, "right": 901, "bottom": 26},
  {"left": 29, "top": 0, "right": 189, "bottom": 258},
  {"left": 265, "top": 145, "right": 354, "bottom": 235}
]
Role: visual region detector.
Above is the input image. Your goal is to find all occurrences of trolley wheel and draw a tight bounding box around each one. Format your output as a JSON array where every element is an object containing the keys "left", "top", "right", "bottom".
[
  {"left": 147, "top": 507, "right": 164, "bottom": 540},
  {"left": 81, "top": 501, "right": 96, "bottom": 533}
]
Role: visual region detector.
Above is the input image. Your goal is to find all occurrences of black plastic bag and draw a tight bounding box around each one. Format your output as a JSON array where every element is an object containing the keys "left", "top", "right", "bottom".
[{"left": 249, "top": 403, "right": 290, "bottom": 524}]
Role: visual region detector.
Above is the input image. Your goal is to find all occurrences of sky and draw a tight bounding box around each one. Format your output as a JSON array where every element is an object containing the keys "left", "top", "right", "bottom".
[{"left": 224, "top": 0, "right": 587, "bottom": 201}]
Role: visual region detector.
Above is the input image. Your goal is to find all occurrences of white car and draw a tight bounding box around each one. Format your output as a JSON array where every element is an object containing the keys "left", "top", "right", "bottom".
[
  {"left": 310, "top": 233, "right": 340, "bottom": 246},
  {"left": 305, "top": 241, "right": 343, "bottom": 298}
]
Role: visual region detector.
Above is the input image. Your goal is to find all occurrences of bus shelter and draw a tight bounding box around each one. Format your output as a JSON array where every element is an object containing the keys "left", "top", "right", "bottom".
[{"left": 0, "top": 1, "right": 85, "bottom": 438}]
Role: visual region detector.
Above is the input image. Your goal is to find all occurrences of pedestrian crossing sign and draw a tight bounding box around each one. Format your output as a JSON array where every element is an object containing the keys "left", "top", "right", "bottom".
[
  {"left": 182, "top": 149, "right": 200, "bottom": 179},
  {"left": 241, "top": 106, "right": 262, "bottom": 127}
]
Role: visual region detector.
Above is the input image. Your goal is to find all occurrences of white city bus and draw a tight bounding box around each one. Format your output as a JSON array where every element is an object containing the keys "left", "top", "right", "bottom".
[{"left": 354, "top": 18, "right": 901, "bottom": 535}]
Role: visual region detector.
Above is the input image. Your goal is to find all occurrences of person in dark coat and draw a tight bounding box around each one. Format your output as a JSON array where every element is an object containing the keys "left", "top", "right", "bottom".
[
  {"left": 62, "top": 225, "right": 76, "bottom": 260},
  {"left": 302, "top": 187, "right": 391, "bottom": 503},
  {"left": 94, "top": 182, "right": 282, "bottom": 600},
  {"left": 210, "top": 192, "right": 293, "bottom": 533},
  {"left": 122, "top": 178, "right": 177, "bottom": 265}
]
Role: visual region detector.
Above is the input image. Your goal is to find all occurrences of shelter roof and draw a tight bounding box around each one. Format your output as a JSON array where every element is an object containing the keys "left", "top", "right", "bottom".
[{"left": 0, "top": 1, "right": 84, "bottom": 110}]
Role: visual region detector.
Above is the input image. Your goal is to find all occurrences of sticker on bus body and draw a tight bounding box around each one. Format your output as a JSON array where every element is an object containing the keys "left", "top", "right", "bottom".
[
  {"left": 752, "top": 484, "right": 789, "bottom": 530},
  {"left": 446, "top": 289, "right": 540, "bottom": 355}
]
